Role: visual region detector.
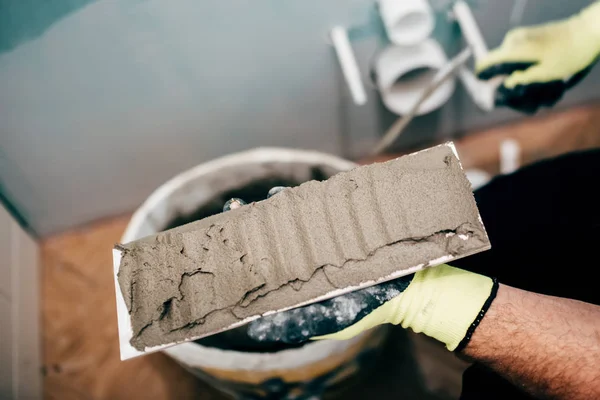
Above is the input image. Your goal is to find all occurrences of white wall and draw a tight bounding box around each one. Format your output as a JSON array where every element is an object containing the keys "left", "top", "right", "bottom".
[
  {"left": 0, "top": 0, "right": 597, "bottom": 235},
  {"left": 0, "top": 204, "right": 42, "bottom": 399}
]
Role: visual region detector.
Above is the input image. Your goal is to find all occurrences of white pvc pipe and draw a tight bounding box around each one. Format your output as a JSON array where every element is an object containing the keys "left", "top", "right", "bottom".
[
  {"left": 453, "top": 1, "right": 488, "bottom": 61},
  {"left": 331, "top": 26, "right": 367, "bottom": 106},
  {"left": 374, "top": 40, "right": 456, "bottom": 116},
  {"left": 378, "top": 0, "right": 435, "bottom": 45},
  {"left": 453, "top": 0, "right": 504, "bottom": 111},
  {"left": 500, "top": 139, "right": 521, "bottom": 175}
]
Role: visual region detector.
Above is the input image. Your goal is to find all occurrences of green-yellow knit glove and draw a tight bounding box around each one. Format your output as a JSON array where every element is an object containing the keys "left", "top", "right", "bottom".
[
  {"left": 476, "top": 1, "right": 600, "bottom": 113},
  {"left": 248, "top": 264, "right": 498, "bottom": 352}
]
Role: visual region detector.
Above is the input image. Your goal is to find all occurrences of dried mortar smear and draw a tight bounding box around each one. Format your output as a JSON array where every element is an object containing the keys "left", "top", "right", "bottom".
[{"left": 116, "top": 144, "right": 490, "bottom": 350}]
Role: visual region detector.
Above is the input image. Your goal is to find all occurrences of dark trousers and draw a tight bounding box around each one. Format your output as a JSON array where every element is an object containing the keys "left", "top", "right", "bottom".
[{"left": 450, "top": 148, "right": 600, "bottom": 399}]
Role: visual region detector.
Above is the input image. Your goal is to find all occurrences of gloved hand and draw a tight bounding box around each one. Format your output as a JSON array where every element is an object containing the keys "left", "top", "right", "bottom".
[
  {"left": 476, "top": 1, "right": 600, "bottom": 114},
  {"left": 248, "top": 263, "right": 497, "bottom": 352},
  {"left": 224, "top": 188, "right": 498, "bottom": 352}
]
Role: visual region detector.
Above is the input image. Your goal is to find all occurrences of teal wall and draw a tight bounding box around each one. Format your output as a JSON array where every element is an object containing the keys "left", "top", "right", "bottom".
[{"left": 0, "top": 0, "right": 597, "bottom": 234}]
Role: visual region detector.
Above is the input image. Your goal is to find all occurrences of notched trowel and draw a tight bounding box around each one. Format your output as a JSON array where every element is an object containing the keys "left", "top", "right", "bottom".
[{"left": 113, "top": 142, "right": 491, "bottom": 360}]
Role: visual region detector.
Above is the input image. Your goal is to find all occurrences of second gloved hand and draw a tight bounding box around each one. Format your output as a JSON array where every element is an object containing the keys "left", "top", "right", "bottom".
[
  {"left": 248, "top": 264, "right": 498, "bottom": 352},
  {"left": 476, "top": 2, "right": 600, "bottom": 113}
]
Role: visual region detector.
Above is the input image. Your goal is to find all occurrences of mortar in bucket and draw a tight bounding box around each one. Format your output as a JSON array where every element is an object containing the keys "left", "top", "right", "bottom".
[{"left": 120, "top": 147, "right": 390, "bottom": 399}]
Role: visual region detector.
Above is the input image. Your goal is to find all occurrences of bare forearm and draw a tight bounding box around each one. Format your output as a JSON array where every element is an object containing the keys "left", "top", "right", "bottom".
[{"left": 462, "top": 284, "right": 600, "bottom": 400}]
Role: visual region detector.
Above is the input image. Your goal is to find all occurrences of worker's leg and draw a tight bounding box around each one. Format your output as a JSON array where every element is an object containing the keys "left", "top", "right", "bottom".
[{"left": 450, "top": 148, "right": 600, "bottom": 399}]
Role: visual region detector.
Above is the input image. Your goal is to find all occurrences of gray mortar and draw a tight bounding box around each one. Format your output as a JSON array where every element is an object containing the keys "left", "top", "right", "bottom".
[{"left": 116, "top": 144, "right": 490, "bottom": 350}]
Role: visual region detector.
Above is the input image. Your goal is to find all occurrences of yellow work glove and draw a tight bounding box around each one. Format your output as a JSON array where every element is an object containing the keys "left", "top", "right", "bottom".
[
  {"left": 248, "top": 264, "right": 498, "bottom": 352},
  {"left": 476, "top": 1, "right": 600, "bottom": 114}
]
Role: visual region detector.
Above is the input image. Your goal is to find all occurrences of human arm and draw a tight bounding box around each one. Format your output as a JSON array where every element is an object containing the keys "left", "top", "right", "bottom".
[
  {"left": 249, "top": 264, "right": 600, "bottom": 400},
  {"left": 462, "top": 283, "right": 600, "bottom": 400}
]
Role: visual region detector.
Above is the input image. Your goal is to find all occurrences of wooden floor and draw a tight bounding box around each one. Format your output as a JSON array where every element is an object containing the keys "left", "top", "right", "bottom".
[
  {"left": 42, "top": 215, "right": 226, "bottom": 400},
  {"left": 40, "top": 104, "right": 600, "bottom": 399}
]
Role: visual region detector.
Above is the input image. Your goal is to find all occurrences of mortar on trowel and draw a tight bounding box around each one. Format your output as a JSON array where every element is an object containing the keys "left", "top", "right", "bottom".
[{"left": 114, "top": 143, "right": 490, "bottom": 398}]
